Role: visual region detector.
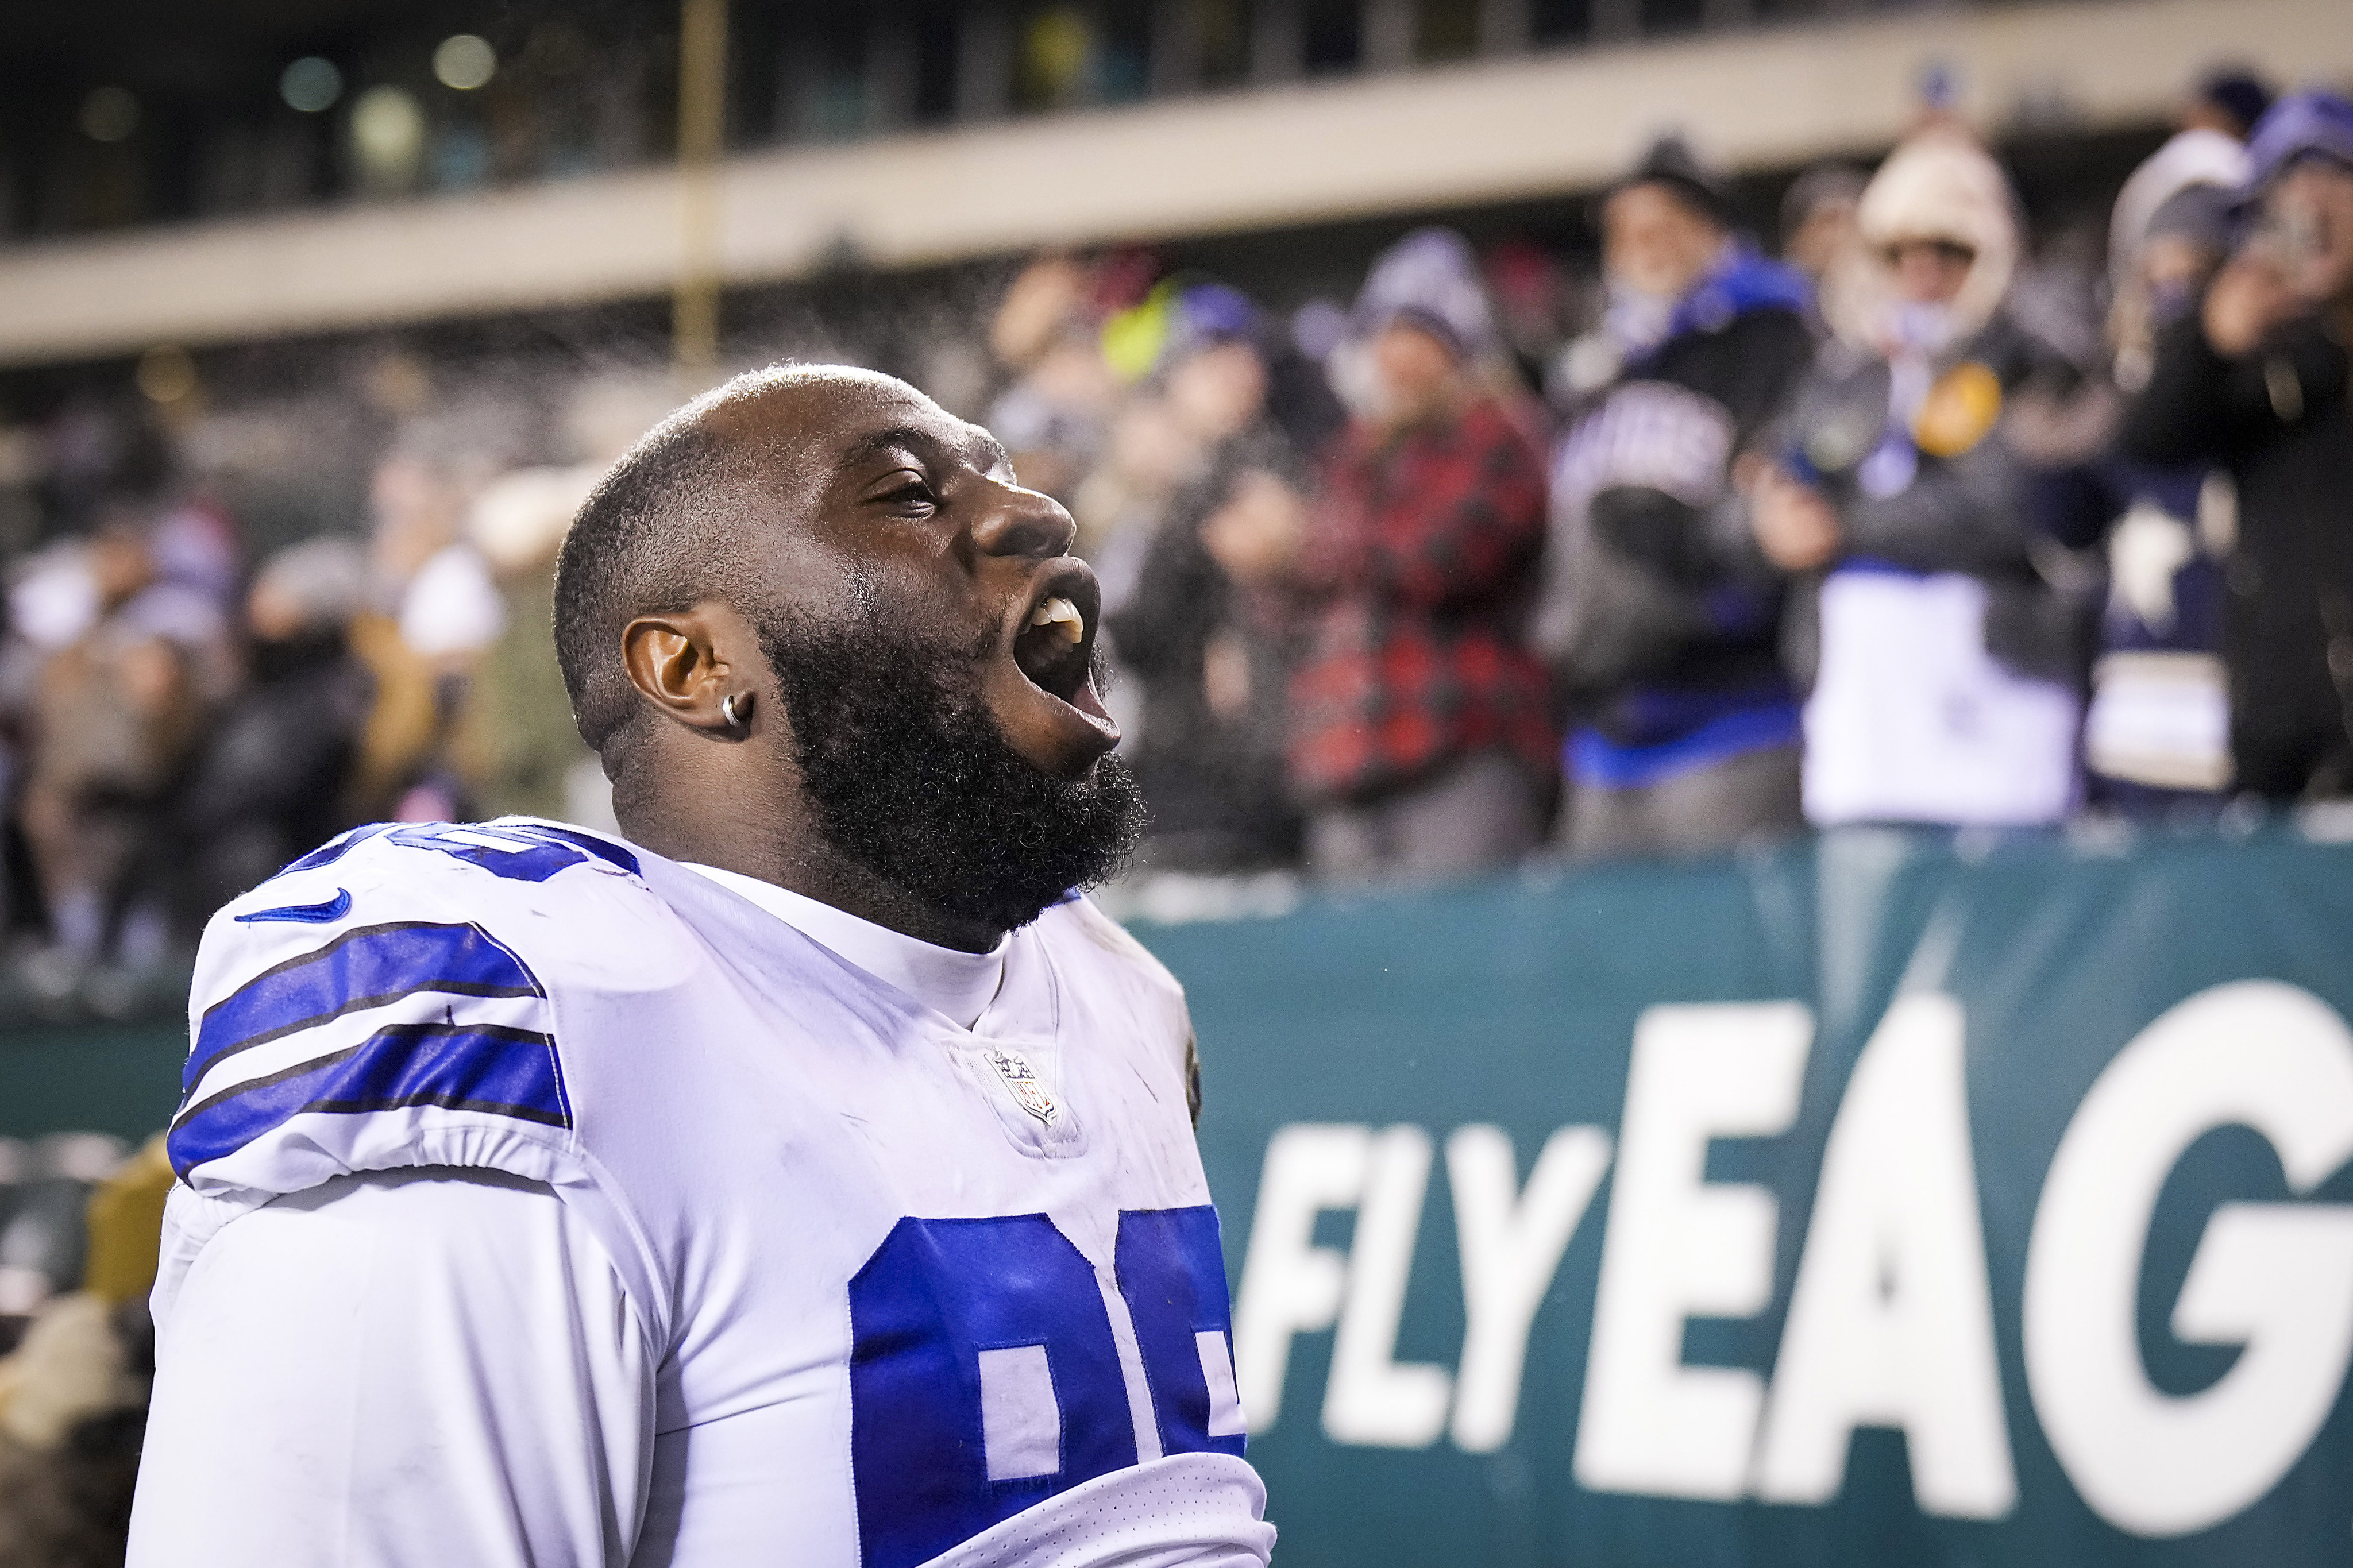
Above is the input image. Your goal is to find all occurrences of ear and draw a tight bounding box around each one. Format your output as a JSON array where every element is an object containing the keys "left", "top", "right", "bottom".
[{"left": 621, "top": 604, "right": 744, "bottom": 736}]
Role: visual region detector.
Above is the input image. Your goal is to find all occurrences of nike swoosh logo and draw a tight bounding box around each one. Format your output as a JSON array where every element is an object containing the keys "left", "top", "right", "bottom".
[{"left": 234, "top": 888, "right": 353, "bottom": 924}]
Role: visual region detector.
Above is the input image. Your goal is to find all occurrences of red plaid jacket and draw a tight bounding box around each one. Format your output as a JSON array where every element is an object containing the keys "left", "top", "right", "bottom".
[{"left": 1286, "top": 395, "right": 1555, "bottom": 805}]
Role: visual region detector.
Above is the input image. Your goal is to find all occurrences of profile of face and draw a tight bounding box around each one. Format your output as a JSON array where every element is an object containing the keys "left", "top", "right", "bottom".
[
  {"left": 718, "top": 376, "right": 1144, "bottom": 933},
  {"left": 2261, "top": 159, "right": 2353, "bottom": 303},
  {"left": 1164, "top": 340, "right": 1268, "bottom": 445},
  {"left": 1887, "top": 237, "right": 1976, "bottom": 306},
  {"left": 1603, "top": 181, "right": 1730, "bottom": 302},
  {"left": 1370, "top": 321, "right": 1461, "bottom": 428}
]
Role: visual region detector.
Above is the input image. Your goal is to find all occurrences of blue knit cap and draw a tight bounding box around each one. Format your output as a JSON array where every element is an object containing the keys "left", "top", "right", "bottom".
[
  {"left": 2245, "top": 91, "right": 2353, "bottom": 191},
  {"left": 1352, "top": 228, "right": 1496, "bottom": 360}
]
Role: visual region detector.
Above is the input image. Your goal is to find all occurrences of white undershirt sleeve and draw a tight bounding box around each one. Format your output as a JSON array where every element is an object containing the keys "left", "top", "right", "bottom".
[{"left": 128, "top": 1167, "right": 655, "bottom": 1568}]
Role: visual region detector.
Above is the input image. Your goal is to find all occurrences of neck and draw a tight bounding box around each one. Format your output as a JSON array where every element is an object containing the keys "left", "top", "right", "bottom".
[{"left": 616, "top": 755, "right": 1006, "bottom": 954}]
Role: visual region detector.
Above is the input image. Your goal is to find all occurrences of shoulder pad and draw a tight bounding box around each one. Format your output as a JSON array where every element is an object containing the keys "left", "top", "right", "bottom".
[
  {"left": 1041, "top": 893, "right": 1181, "bottom": 991},
  {"left": 170, "top": 820, "right": 645, "bottom": 1203}
]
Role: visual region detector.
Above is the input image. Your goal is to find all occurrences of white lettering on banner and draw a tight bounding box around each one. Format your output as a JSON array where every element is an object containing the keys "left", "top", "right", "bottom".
[
  {"left": 1447, "top": 1124, "right": 1614, "bottom": 1453},
  {"left": 1230, "top": 1123, "right": 1371, "bottom": 1432},
  {"left": 2024, "top": 980, "right": 2353, "bottom": 1538},
  {"left": 1573, "top": 1002, "right": 1813, "bottom": 1500},
  {"left": 1753, "top": 994, "right": 2018, "bottom": 1516},
  {"left": 1322, "top": 1125, "right": 1454, "bottom": 1447}
]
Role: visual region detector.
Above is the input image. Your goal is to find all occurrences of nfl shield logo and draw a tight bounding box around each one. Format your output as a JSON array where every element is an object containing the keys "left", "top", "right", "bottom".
[{"left": 982, "top": 1046, "right": 1058, "bottom": 1126}]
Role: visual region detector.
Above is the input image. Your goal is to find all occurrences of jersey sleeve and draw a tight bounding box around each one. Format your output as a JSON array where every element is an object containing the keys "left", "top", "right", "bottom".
[
  {"left": 168, "top": 824, "right": 589, "bottom": 1205},
  {"left": 129, "top": 1167, "right": 654, "bottom": 1568}
]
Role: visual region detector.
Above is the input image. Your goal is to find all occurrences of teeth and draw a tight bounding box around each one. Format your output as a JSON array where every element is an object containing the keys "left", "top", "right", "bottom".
[{"left": 1028, "top": 596, "right": 1084, "bottom": 646}]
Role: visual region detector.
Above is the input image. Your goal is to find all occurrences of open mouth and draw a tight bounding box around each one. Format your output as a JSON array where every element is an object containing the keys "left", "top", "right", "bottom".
[{"left": 1010, "top": 568, "right": 1112, "bottom": 725}]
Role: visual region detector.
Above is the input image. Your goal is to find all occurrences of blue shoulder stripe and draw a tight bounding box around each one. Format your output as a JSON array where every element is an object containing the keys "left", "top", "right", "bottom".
[
  {"left": 168, "top": 1021, "right": 570, "bottom": 1179},
  {"left": 188, "top": 921, "right": 543, "bottom": 1095},
  {"left": 514, "top": 824, "right": 641, "bottom": 875},
  {"left": 276, "top": 823, "right": 392, "bottom": 878}
]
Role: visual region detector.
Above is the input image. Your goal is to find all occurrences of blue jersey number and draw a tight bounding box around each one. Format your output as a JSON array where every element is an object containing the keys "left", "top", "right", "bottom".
[
  {"left": 848, "top": 1207, "right": 1240, "bottom": 1568},
  {"left": 1114, "top": 1206, "right": 1249, "bottom": 1463},
  {"left": 385, "top": 823, "right": 638, "bottom": 882},
  {"left": 273, "top": 822, "right": 638, "bottom": 887}
]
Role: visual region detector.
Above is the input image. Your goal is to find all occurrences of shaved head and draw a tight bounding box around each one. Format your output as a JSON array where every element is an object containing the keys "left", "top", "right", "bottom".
[
  {"left": 551, "top": 362, "right": 1140, "bottom": 947},
  {"left": 554, "top": 365, "right": 900, "bottom": 763}
]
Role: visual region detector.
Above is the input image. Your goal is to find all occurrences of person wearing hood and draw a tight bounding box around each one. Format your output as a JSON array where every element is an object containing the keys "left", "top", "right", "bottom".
[
  {"left": 2040, "top": 126, "right": 2248, "bottom": 814},
  {"left": 1203, "top": 229, "right": 1552, "bottom": 882},
  {"left": 1538, "top": 136, "right": 1818, "bottom": 858},
  {"left": 1742, "top": 129, "right": 2089, "bottom": 829},
  {"left": 2121, "top": 91, "right": 2353, "bottom": 801}
]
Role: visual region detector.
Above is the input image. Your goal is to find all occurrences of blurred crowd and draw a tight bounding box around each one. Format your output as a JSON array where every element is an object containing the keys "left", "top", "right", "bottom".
[
  {"left": 1020, "top": 69, "right": 2353, "bottom": 887},
  {"left": 0, "top": 69, "right": 2345, "bottom": 1019},
  {"left": 0, "top": 387, "right": 642, "bottom": 1019},
  {"left": 2, "top": 60, "right": 2352, "bottom": 1565}
]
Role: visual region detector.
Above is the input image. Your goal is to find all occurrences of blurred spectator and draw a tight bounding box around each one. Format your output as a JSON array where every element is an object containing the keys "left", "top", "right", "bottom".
[
  {"left": 349, "top": 431, "right": 506, "bottom": 822},
  {"left": 1780, "top": 163, "right": 1869, "bottom": 288},
  {"left": 2111, "top": 88, "right": 2269, "bottom": 327},
  {"left": 1207, "top": 230, "right": 1553, "bottom": 881},
  {"left": 0, "top": 1293, "right": 148, "bottom": 1568},
  {"left": 1484, "top": 238, "right": 1577, "bottom": 399},
  {"left": 1105, "top": 285, "right": 1309, "bottom": 873},
  {"left": 1538, "top": 137, "right": 1816, "bottom": 858},
  {"left": 986, "top": 254, "right": 1127, "bottom": 503},
  {"left": 2121, "top": 92, "right": 2353, "bottom": 800},
  {"left": 2043, "top": 128, "right": 2248, "bottom": 813},
  {"left": 17, "top": 513, "right": 230, "bottom": 987},
  {"left": 0, "top": 1136, "right": 165, "bottom": 1568},
  {"left": 2178, "top": 67, "right": 2277, "bottom": 143},
  {"left": 1072, "top": 388, "right": 1202, "bottom": 562},
  {"left": 2108, "top": 130, "right": 2259, "bottom": 392},
  {"left": 456, "top": 465, "right": 605, "bottom": 824},
  {"left": 176, "top": 538, "right": 373, "bottom": 914},
  {"left": 1747, "top": 130, "right": 2090, "bottom": 828}
]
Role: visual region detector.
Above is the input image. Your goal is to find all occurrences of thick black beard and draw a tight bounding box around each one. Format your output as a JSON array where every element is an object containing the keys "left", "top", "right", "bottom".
[{"left": 755, "top": 603, "right": 1146, "bottom": 937}]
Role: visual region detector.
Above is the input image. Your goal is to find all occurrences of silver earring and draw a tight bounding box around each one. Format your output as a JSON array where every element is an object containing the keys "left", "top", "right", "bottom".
[{"left": 721, "top": 693, "right": 748, "bottom": 729}]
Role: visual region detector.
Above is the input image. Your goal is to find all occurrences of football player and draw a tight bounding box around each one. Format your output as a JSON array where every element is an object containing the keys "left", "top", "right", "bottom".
[{"left": 127, "top": 366, "right": 1273, "bottom": 1567}]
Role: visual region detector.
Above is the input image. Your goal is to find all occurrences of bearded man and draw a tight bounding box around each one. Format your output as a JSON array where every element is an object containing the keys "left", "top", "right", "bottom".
[{"left": 126, "top": 366, "right": 1272, "bottom": 1568}]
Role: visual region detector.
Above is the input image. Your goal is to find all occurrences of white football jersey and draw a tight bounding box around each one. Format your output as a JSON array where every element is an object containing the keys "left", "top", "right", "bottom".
[{"left": 132, "top": 818, "right": 1270, "bottom": 1567}]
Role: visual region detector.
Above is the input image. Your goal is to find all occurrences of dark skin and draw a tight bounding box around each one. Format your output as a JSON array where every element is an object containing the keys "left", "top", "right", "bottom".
[{"left": 615, "top": 369, "right": 1119, "bottom": 952}]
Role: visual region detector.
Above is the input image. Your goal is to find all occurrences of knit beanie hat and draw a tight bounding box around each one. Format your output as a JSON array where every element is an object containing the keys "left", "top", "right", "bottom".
[
  {"left": 2244, "top": 91, "right": 2353, "bottom": 192},
  {"left": 1352, "top": 227, "right": 1496, "bottom": 361},
  {"left": 1616, "top": 134, "right": 1741, "bottom": 231}
]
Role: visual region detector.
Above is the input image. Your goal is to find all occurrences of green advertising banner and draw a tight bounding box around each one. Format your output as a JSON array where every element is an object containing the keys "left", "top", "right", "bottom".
[
  {"left": 1140, "top": 827, "right": 2353, "bottom": 1567},
  {"left": 2, "top": 826, "right": 2350, "bottom": 1565}
]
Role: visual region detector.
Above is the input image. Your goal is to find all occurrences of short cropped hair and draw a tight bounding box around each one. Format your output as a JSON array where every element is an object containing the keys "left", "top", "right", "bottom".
[{"left": 553, "top": 365, "right": 831, "bottom": 765}]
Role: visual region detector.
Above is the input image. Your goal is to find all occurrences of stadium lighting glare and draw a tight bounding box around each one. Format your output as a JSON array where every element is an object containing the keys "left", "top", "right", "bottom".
[
  {"left": 136, "top": 345, "right": 198, "bottom": 405},
  {"left": 433, "top": 34, "right": 498, "bottom": 91},
  {"left": 78, "top": 86, "right": 140, "bottom": 143},
  {"left": 350, "top": 86, "right": 427, "bottom": 188},
  {"left": 280, "top": 57, "right": 344, "bottom": 113}
]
